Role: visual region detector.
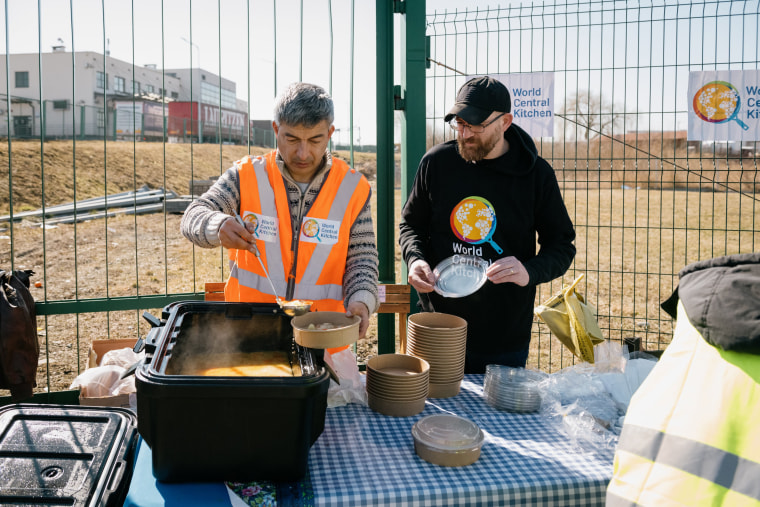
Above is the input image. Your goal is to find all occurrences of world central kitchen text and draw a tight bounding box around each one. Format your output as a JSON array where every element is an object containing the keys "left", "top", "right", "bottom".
[{"left": 511, "top": 87, "right": 553, "bottom": 118}]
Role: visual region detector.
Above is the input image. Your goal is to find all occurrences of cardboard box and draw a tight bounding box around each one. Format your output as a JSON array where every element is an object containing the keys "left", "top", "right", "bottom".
[{"left": 79, "top": 339, "right": 138, "bottom": 409}]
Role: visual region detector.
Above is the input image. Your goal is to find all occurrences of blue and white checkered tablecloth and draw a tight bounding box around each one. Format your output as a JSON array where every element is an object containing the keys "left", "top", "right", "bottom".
[{"left": 309, "top": 375, "right": 614, "bottom": 507}]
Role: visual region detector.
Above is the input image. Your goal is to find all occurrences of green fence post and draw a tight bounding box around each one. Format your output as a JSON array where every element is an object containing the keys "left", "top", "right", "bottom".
[
  {"left": 376, "top": 0, "right": 396, "bottom": 354},
  {"left": 399, "top": 0, "right": 426, "bottom": 316}
]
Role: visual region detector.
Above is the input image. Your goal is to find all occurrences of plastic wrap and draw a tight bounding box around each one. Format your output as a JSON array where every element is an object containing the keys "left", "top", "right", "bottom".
[
  {"left": 538, "top": 342, "right": 624, "bottom": 451},
  {"left": 326, "top": 348, "right": 367, "bottom": 407},
  {"left": 100, "top": 346, "right": 144, "bottom": 369},
  {"left": 69, "top": 365, "right": 127, "bottom": 398},
  {"left": 539, "top": 371, "right": 621, "bottom": 451},
  {"left": 537, "top": 340, "right": 659, "bottom": 451}
]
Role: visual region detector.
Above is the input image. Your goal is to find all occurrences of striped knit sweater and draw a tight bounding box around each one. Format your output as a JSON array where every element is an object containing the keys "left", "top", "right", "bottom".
[{"left": 180, "top": 150, "right": 380, "bottom": 314}]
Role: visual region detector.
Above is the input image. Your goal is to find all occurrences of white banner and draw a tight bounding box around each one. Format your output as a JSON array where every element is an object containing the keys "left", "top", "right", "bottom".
[
  {"left": 480, "top": 72, "right": 555, "bottom": 138},
  {"left": 688, "top": 70, "right": 760, "bottom": 141}
]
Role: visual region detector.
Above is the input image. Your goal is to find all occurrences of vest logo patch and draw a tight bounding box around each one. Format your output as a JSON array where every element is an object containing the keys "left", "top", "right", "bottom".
[
  {"left": 243, "top": 211, "right": 278, "bottom": 243},
  {"left": 300, "top": 217, "right": 339, "bottom": 244}
]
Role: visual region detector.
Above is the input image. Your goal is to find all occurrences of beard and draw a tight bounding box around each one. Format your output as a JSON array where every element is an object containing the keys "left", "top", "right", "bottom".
[{"left": 456, "top": 128, "right": 502, "bottom": 162}]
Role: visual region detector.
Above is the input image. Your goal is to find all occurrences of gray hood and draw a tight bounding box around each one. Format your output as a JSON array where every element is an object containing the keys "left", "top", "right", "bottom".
[{"left": 662, "top": 252, "right": 760, "bottom": 355}]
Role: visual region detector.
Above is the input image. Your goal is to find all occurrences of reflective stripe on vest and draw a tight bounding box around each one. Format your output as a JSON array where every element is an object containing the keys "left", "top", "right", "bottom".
[
  {"left": 252, "top": 156, "right": 288, "bottom": 290},
  {"left": 614, "top": 424, "right": 760, "bottom": 502},
  {"left": 299, "top": 168, "right": 363, "bottom": 291}
]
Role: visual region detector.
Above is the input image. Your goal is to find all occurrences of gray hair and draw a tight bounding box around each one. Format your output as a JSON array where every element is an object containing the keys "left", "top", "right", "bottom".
[{"left": 273, "top": 82, "right": 334, "bottom": 128}]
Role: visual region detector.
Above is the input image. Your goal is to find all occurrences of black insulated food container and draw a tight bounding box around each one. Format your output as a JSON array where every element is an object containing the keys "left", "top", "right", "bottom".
[
  {"left": 135, "top": 301, "right": 330, "bottom": 482},
  {"left": 0, "top": 404, "right": 138, "bottom": 507}
]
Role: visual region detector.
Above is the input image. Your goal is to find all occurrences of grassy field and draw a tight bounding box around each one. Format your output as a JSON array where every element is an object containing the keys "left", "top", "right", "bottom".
[{"left": 1, "top": 139, "right": 759, "bottom": 393}]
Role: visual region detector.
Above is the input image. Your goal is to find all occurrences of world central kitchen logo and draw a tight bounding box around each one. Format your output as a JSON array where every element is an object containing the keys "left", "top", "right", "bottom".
[{"left": 692, "top": 80, "right": 760, "bottom": 130}]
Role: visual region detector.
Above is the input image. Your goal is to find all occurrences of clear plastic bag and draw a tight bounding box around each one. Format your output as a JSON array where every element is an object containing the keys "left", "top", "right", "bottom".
[
  {"left": 100, "top": 346, "right": 144, "bottom": 369},
  {"left": 326, "top": 348, "right": 368, "bottom": 408},
  {"left": 539, "top": 362, "right": 622, "bottom": 452},
  {"left": 110, "top": 375, "right": 136, "bottom": 396},
  {"left": 536, "top": 339, "right": 659, "bottom": 452},
  {"left": 592, "top": 340, "right": 628, "bottom": 372},
  {"left": 69, "top": 365, "right": 126, "bottom": 398},
  {"left": 537, "top": 340, "right": 660, "bottom": 452}
]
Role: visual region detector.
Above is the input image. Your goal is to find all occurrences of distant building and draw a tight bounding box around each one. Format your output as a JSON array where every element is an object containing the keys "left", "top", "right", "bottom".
[
  {"left": 613, "top": 130, "right": 689, "bottom": 147},
  {"left": 0, "top": 47, "right": 259, "bottom": 144},
  {"left": 612, "top": 130, "right": 757, "bottom": 157}
]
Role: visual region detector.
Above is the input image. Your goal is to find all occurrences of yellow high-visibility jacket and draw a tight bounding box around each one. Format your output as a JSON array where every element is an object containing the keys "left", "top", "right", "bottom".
[{"left": 607, "top": 253, "right": 760, "bottom": 507}]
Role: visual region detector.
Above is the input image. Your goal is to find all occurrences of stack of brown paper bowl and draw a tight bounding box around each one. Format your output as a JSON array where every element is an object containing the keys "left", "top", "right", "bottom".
[
  {"left": 365, "top": 354, "right": 430, "bottom": 417},
  {"left": 406, "top": 312, "right": 467, "bottom": 398}
]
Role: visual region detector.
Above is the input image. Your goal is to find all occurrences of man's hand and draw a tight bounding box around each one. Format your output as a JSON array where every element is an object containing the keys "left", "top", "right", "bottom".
[
  {"left": 486, "top": 256, "right": 529, "bottom": 287},
  {"left": 218, "top": 216, "right": 258, "bottom": 254},
  {"left": 346, "top": 301, "right": 370, "bottom": 338},
  {"left": 407, "top": 259, "right": 436, "bottom": 293}
]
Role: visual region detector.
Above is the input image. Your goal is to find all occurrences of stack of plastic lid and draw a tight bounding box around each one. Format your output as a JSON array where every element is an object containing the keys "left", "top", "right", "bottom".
[
  {"left": 366, "top": 354, "right": 430, "bottom": 417},
  {"left": 407, "top": 312, "right": 467, "bottom": 398},
  {"left": 483, "top": 365, "right": 547, "bottom": 413},
  {"left": 411, "top": 414, "right": 485, "bottom": 467}
]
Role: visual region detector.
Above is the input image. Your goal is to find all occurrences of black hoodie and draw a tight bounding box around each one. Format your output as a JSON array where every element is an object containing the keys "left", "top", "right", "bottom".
[{"left": 399, "top": 124, "right": 576, "bottom": 364}]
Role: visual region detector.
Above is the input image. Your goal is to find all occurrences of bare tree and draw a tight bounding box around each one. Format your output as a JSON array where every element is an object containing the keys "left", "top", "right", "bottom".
[{"left": 558, "top": 89, "right": 627, "bottom": 141}]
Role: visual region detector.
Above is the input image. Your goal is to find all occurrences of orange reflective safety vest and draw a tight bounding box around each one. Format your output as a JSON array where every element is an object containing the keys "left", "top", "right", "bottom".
[{"left": 225, "top": 152, "right": 370, "bottom": 352}]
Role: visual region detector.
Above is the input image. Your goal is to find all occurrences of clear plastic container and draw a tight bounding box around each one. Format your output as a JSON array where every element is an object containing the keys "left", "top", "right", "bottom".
[
  {"left": 483, "top": 365, "right": 547, "bottom": 413},
  {"left": 411, "top": 414, "right": 484, "bottom": 466}
]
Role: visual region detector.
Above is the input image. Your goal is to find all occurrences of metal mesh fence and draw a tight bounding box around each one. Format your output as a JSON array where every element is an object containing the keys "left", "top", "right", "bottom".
[
  {"left": 1, "top": 1, "right": 759, "bottom": 398},
  {"left": 427, "top": 0, "right": 760, "bottom": 371},
  {"left": 0, "top": 0, "right": 370, "bottom": 396}
]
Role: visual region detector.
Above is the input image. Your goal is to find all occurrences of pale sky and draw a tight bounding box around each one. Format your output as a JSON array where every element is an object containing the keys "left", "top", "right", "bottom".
[
  {"left": 0, "top": 0, "right": 513, "bottom": 145},
  {"left": 3, "top": 1, "right": 746, "bottom": 142}
]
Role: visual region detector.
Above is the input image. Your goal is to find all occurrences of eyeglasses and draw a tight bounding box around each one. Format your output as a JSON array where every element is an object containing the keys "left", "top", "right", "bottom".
[{"left": 448, "top": 113, "right": 505, "bottom": 134}]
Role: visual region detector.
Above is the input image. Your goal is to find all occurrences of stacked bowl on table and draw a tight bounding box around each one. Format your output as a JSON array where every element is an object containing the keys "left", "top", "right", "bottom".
[
  {"left": 406, "top": 312, "right": 467, "bottom": 398},
  {"left": 366, "top": 354, "right": 430, "bottom": 417},
  {"left": 483, "top": 364, "right": 547, "bottom": 413}
]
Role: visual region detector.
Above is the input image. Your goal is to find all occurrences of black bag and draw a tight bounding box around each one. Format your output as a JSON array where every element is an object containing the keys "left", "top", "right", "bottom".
[{"left": 0, "top": 269, "right": 39, "bottom": 401}]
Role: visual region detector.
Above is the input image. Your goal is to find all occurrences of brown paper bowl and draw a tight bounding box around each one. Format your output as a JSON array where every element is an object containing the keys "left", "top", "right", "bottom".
[
  {"left": 413, "top": 440, "right": 482, "bottom": 467},
  {"left": 411, "top": 414, "right": 484, "bottom": 467},
  {"left": 408, "top": 312, "right": 467, "bottom": 331},
  {"left": 367, "top": 392, "right": 426, "bottom": 417},
  {"left": 366, "top": 375, "right": 429, "bottom": 393},
  {"left": 367, "top": 354, "right": 429, "bottom": 376},
  {"left": 291, "top": 311, "right": 360, "bottom": 349},
  {"left": 428, "top": 380, "right": 462, "bottom": 398},
  {"left": 366, "top": 385, "right": 430, "bottom": 401}
]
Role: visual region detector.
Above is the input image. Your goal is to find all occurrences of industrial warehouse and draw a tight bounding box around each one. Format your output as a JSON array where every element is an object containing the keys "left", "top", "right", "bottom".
[{"left": 0, "top": 46, "right": 274, "bottom": 147}]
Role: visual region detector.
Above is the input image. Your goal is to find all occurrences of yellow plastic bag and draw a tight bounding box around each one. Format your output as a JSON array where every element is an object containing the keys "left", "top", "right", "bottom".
[{"left": 534, "top": 274, "right": 605, "bottom": 363}]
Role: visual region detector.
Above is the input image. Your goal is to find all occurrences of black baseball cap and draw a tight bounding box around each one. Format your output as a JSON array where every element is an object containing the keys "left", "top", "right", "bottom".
[{"left": 444, "top": 76, "right": 511, "bottom": 125}]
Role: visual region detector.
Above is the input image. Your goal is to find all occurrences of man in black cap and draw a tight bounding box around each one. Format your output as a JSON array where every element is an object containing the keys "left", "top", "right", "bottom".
[{"left": 399, "top": 76, "right": 576, "bottom": 373}]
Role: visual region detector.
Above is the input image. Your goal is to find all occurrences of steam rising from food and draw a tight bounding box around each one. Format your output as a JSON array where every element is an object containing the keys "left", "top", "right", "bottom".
[{"left": 164, "top": 309, "right": 303, "bottom": 377}]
